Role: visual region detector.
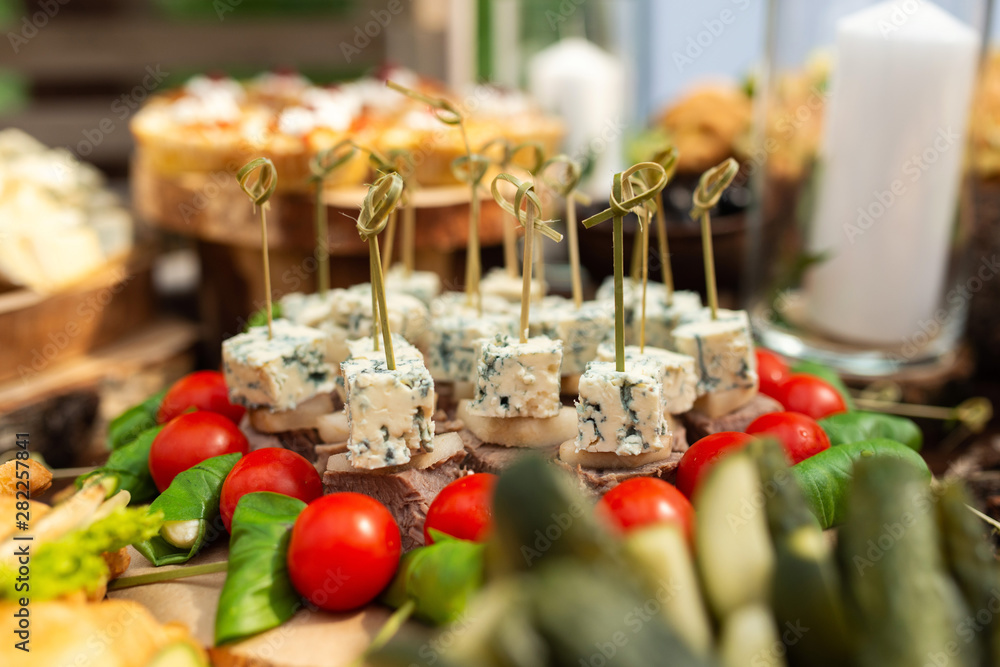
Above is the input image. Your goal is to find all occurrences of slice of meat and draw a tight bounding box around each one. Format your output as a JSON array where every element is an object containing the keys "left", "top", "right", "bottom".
[
  {"left": 274, "top": 429, "right": 323, "bottom": 462},
  {"left": 682, "top": 393, "right": 783, "bottom": 442},
  {"left": 556, "top": 452, "right": 684, "bottom": 497},
  {"left": 554, "top": 425, "right": 689, "bottom": 497},
  {"left": 459, "top": 429, "right": 559, "bottom": 475},
  {"left": 323, "top": 451, "right": 466, "bottom": 551}
]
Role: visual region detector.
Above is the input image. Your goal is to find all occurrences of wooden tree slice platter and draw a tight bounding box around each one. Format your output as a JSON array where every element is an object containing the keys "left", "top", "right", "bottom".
[
  {"left": 110, "top": 545, "right": 391, "bottom": 667},
  {"left": 132, "top": 157, "right": 508, "bottom": 256}
]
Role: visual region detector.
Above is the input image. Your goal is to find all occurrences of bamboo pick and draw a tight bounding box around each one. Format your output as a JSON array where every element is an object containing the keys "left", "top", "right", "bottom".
[
  {"left": 237, "top": 158, "right": 278, "bottom": 339},
  {"left": 690, "top": 158, "right": 739, "bottom": 321},
  {"left": 491, "top": 174, "right": 562, "bottom": 345},
  {"left": 357, "top": 172, "right": 405, "bottom": 369},
  {"left": 309, "top": 140, "right": 358, "bottom": 295},
  {"left": 582, "top": 162, "right": 669, "bottom": 372},
  {"left": 540, "top": 156, "right": 589, "bottom": 309}
]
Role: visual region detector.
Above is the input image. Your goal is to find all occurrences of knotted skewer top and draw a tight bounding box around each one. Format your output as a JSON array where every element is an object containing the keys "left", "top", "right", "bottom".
[
  {"left": 237, "top": 157, "right": 277, "bottom": 208},
  {"left": 690, "top": 157, "right": 739, "bottom": 221},
  {"left": 357, "top": 172, "right": 405, "bottom": 241},
  {"left": 490, "top": 174, "right": 562, "bottom": 242},
  {"left": 309, "top": 139, "right": 358, "bottom": 183},
  {"left": 582, "top": 161, "right": 669, "bottom": 229},
  {"left": 540, "top": 154, "right": 586, "bottom": 201},
  {"left": 386, "top": 80, "right": 463, "bottom": 126}
]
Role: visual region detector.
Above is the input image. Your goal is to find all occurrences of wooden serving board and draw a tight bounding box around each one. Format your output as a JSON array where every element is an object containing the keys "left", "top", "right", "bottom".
[
  {"left": 0, "top": 250, "right": 155, "bottom": 384},
  {"left": 110, "top": 545, "right": 391, "bottom": 667},
  {"left": 132, "top": 156, "right": 508, "bottom": 255}
]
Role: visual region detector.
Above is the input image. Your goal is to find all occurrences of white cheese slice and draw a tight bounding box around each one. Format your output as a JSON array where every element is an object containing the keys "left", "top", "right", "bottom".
[
  {"left": 248, "top": 393, "right": 334, "bottom": 433},
  {"left": 457, "top": 400, "right": 577, "bottom": 448}
]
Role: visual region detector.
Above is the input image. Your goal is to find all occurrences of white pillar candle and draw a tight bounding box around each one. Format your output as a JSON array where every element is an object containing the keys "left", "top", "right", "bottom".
[
  {"left": 804, "top": 1, "right": 978, "bottom": 345},
  {"left": 528, "top": 38, "right": 626, "bottom": 199}
]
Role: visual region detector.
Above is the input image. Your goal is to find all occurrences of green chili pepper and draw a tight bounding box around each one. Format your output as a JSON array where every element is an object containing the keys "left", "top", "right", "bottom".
[
  {"left": 107, "top": 389, "right": 165, "bottom": 451},
  {"left": 134, "top": 453, "right": 240, "bottom": 566},
  {"left": 381, "top": 531, "right": 486, "bottom": 626},
  {"left": 791, "top": 360, "right": 855, "bottom": 410},
  {"left": 819, "top": 411, "right": 922, "bottom": 451},
  {"left": 215, "top": 492, "right": 306, "bottom": 645},
  {"left": 791, "top": 439, "right": 929, "bottom": 529},
  {"left": 77, "top": 425, "right": 163, "bottom": 504}
]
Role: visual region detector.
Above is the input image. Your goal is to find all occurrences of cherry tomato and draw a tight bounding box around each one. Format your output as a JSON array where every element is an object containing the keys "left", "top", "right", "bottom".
[
  {"left": 423, "top": 473, "right": 497, "bottom": 545},
  {"left": 157, "top": 370, "right": 246, "bottom": 424},
  {"left": 676, "top": 431, "right": 757, "bottom": 498},
  {"left": 597, "top": 478, "right": 694, "bottom": 543},
  {"left": 775, "top": 374, "right": 848, "bottom": 420},
  {"left": 746, "top": 411, "right": 831, "bottom": 464},
  {"left": 219, "top": 448, "right": 323, "bottom": 532},
  {"left": 149, "top": 412, "right": 249, "bottom": 492},
  {"left": 287, "top": 493, "right": 401, "bottom": 611},
  {"left": 755, "top": 349, "right": 790, "bottom": 400}
]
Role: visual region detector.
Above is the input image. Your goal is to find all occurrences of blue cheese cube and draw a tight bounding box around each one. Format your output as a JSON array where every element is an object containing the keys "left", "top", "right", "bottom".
[
  {"left": 641, "top": 290, "right": 703, "bottom": 350},
  {"left": 341, "top": 346, "right": 435, "bottom": 470},
  {"left": 333, "top": 285, "right": 430, "bottom": 345},
  {"left": 430, "top": 291, "right": 514, "bottom": 317},
  {"left": 222, "top": 319, "right": 337, "bottom": 412},
  {"left": 469, "top": 334, "right": 563, "bottom": 418},
  {"left": 480, "top": 267, "right": 547, "bottom": 303},
  {"left": 596, "top": 342, "right": 698, "bottom": 415},
  {"left": 672, "top": 312, "right": 758, "bottom": 418},
  {"left": 385, "top": 265, "right": 441, "bottom": 305},
  {"left": 596, "top": 278, "right": 701, "bottom": 346},
  {"left": 424, "top": 310, "right": 517, "bottom": 382},
  {"left": 575, "top": 360, "right": 670, "bottom": 456},
  {"left": 335, "top": 333, "right": 426, "bottom": 398},
  {"left": 278, "top": 290, "right": 342, "bottom": 328},
  {"left": 528, "top": 297, "right": 613, "bottom": 375}
]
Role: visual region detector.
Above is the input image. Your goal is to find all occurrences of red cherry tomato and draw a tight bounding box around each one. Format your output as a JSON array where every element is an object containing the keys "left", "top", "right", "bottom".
[
  {"left": 287, "top": 493, "right": 401, "bottom": 611},
  {"left": 424, "top": 473, "right": 497, "bottom": 545},
  {"left": 775, "top": 374, "right": 848, "bottom": 420},
  {"left": 148, "top": 412, "right": 249, "bottom": 492},
  {"left": 219, "top": 448, "right": 323, "bottom": 532},
  {"left": 597, "top": 478, "right": 694, "bottom": 543},
  {"left": 746, "top": 411, "right": 831, "bottom": 464},
  {"left": 755, "top": 349, "right": 790, "bottom": 400},
  {"left": 158, "top": 370, "right": 246, "bottom": 424},
  {"left": 676, "top": 431, "right": 757, "bottom": 499}
]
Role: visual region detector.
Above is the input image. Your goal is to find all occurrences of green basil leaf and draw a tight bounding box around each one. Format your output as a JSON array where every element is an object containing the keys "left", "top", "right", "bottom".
[
  {"left": 215, "top": 492, "right": 306, "bottom": 646},
  {"left": 381, "top": 539, "right": 486, "bottom": 626},
  {"left": 107, "top": 389, "right": 166, "bottom": 451},
  {"left": 819, "top": 411, "right": 922, "bottom": 451},
  {"left": 246, "top": 302, "right": 283, "bottom": 331},
  {"left": 134, "top": 453, "right": 241, "bottom": 566},
  {"left": 791, "top": 439, "right": 929, "bottom": 529},
  {"left": 77, "top": 425, "right": 163, "bottom": 504},
  {"left": 790, "top": 360, "right": 855, "bottom": 410}
]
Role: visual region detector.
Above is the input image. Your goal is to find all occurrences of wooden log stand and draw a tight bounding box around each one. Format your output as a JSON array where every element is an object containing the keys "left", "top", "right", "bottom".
[{"left": 133, "top": 157, "right": 509, "bottom": 353}]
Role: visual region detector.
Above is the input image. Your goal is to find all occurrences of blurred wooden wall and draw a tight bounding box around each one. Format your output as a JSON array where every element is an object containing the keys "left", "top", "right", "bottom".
[{"left": 0, "top": 0, "right": 389, "bottom": 175}]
